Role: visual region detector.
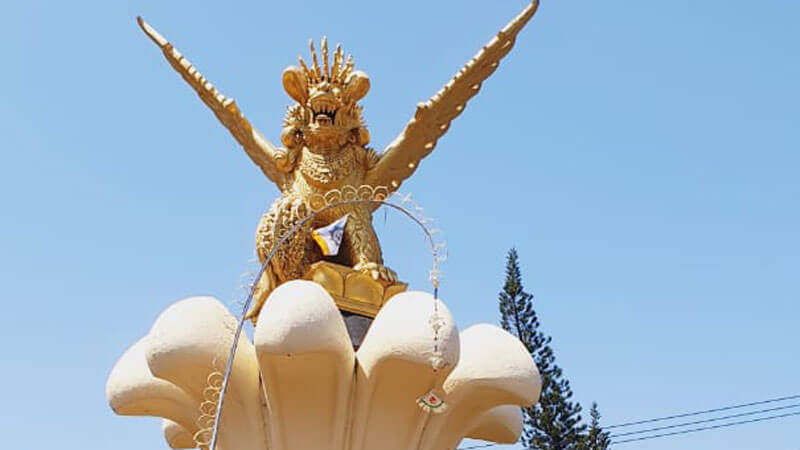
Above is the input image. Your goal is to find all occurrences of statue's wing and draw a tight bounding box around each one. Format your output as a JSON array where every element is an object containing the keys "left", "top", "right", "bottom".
[
  {"left": 137, "top": 17, "right": 288, "bottom": 187},
  {"left": 364, "top": 1, "right": 539, "bottom": 193}
]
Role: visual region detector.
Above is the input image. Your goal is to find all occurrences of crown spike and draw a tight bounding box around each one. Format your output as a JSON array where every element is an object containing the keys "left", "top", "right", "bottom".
[
  {"left": 341, "top": 54, "right": 354, "bottom": 82},
  {"left": 309, "top": 39, "right": 321, "bottom": 82},
  {"left": 331, "top": 44, "right": 342, "bottom": 82},
  {"left": 298, "top": 56, "right": 312, "bottom": 80},
  {"left": 321, "top": 37, "right": 329, "bottom": 80}
]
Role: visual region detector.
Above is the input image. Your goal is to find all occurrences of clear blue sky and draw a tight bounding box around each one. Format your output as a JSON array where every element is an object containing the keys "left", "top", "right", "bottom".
[{"left": 1, "top": 1, "right": 798, "bottom": 449}]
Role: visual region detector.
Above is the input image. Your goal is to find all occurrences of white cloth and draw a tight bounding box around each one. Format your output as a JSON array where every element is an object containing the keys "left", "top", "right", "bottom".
[{"left": 311, "top": 214, "right": 349, "bottom": 256}]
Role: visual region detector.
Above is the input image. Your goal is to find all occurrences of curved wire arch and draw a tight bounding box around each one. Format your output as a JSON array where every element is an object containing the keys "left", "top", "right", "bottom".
[{"left": 207, "top": 196, "right": 443, "bottom": 450}]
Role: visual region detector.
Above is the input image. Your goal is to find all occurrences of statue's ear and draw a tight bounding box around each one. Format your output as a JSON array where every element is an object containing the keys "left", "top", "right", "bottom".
[
  {"left": 344, "top": 71, "right": 370, "bottom": 102},
  {"left": 282, "top": 66, "right": 308, "bottom": 103}
]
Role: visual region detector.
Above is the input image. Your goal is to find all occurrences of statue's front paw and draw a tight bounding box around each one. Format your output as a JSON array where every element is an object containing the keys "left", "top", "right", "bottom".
[
  {"left": 244, "top": 272, "right": 272, "bottom": 324},
  {"left": 354, "top": 262, "right": 398, "bottom": 283}
]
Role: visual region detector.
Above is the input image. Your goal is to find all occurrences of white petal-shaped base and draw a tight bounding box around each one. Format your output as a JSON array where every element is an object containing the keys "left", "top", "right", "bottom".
[
  {"left": 351, "top": 291, "right": 459, "bottom": 450},
  {"left": 107, "top": 281, "right": 541, "bottom": 450},
  {"left": 255, "top": 281, "right": 354, "bottom": 450},
  {"left": 107, "top": 338, "right": 198, "bottom": 431},
  {"left": 466, "top": 406, "right": 524, "bottom": 444},
  {"left": 162, "top": 419, "right": 196, "bottom": 449}
]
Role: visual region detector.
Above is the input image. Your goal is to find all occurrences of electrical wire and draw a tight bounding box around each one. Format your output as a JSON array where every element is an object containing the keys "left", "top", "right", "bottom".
[
  {"left": 458, "top": 443, "right": 502, "bottom": 449},
  {"left": 609, "top": 402, "right": 800, "bottom": 438},
  {"left": 612, "top": 410, "right": 800, "bottom": 445},
  {"left": 456, "top": 395, "right": 800, "bottom": 449},
  {"left": 606, "top": 393, "right": 800, "bottom": 429}
]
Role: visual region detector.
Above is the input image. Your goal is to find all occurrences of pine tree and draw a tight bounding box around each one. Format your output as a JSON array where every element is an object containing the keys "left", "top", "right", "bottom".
[
  {"left": 498, "top": 248, "right": 586, "bottom": 449},
  {"left": 578, "top": 403, "right": 611, "bottom": 450}
]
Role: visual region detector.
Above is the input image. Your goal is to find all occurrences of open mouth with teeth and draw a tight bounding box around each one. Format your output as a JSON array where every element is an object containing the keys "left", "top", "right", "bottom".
[
  {"left": 311, "top": 99, "right": 338, "bottom": 127},
  {"left": 314, "top": 109, "right": 336, "bottom": 126}
]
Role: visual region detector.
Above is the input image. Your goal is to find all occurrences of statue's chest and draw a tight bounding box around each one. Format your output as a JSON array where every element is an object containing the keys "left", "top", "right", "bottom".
[{"left": 297, "top": 148, "right": 361, "bottom": 187}]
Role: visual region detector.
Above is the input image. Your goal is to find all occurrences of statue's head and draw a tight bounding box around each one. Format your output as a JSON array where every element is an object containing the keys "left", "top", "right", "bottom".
[{"left": 281, "top": 38, "right": 370, "bottom": 153}]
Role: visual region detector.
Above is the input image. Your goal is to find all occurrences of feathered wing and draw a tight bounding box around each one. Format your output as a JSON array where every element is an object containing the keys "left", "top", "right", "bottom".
[
  {"left": 137, "top": 17, "right": 288, "bottom": 187},
  {"left": 364, "top": 1, "right": 539, "bottom": 192}
]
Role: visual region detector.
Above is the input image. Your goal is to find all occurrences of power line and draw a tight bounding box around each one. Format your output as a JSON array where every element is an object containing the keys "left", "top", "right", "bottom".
[
  {"left": 458, "top": 444, "right": 500, "bottom": 450},
  {"left": 606, "top": 393, "right": 800, "bottom": 429},
  {"left": 612, "top": 410, "right": 800, "bottom": 444},
  {"left": 457, "top": 394, "right": 800, "bottom": 449},
  {"left": 610, "top": 403, "right": 800, "bottom": 438}
]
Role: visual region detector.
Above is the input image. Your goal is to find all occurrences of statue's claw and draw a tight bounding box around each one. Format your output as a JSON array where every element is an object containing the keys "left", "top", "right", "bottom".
[
  {"left": 244, "top": 300, "right": 263, "bottom": 323},
  {"left": 244, "top": 272, "right": 272, "bottom": 323},
  {"left": 354, "top": 262, "right": 398, "bottom": 283}
]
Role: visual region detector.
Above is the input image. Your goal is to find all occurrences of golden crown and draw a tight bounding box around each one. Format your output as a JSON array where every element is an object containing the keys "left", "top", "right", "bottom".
[{"left": 298, "top": 37, "right": 355, "bottom": 87}]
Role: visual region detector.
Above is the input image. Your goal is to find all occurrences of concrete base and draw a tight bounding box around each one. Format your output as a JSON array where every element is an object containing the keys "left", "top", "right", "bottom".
[{"left": 106, "top": 280, "right": 541, "bottom": 450}]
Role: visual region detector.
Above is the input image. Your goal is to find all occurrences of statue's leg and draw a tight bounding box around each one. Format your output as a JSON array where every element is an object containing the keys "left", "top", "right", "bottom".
[
  {"left": 247, "top": 203, "right": 282, "bottom": 323},
  {"left": 343, "top": 208, "right": 397, "bottom": 282}
]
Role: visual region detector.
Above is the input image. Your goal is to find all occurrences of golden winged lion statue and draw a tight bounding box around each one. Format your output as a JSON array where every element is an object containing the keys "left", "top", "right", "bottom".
[{"left": 137, "top": 1, "right": 539, "bottom": 321}]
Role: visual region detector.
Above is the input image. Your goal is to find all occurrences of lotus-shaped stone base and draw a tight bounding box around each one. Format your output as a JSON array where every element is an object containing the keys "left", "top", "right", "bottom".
[{"left": 107, "top": 280, "right": 541, "bottom": 449}]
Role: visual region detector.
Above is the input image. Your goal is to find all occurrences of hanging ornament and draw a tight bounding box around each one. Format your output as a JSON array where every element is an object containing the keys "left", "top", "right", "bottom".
[{"left": 416, "top": 389, "right": 447, "bottom": 413}]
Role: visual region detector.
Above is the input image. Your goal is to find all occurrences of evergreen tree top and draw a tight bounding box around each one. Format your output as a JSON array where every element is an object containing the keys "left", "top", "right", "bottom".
[{"left": 498, "top": 248, "right": 589, "bottom": 450}]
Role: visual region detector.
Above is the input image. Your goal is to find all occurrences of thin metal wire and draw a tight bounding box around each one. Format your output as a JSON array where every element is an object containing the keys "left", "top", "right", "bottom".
[
  {"left": 606, "top": 393, "right": 800, "bottom": 429},
  {"left": 455, "top": 408, "right": 800, "bottom": 449},
  {"left": 612, "top": 410, "right": 800, "bottom": 445},
  {"left": 455, "top": 395, "right": 800, "bottom": 449},
  {"left": 209, "top": 197, "right": 442, "bottom": 450},
  {"left": 458, "top": 443, "right": 499, "bottom": 449},
  {"left": 609, "top": 402, "right": 800, "bottom": 438}
]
